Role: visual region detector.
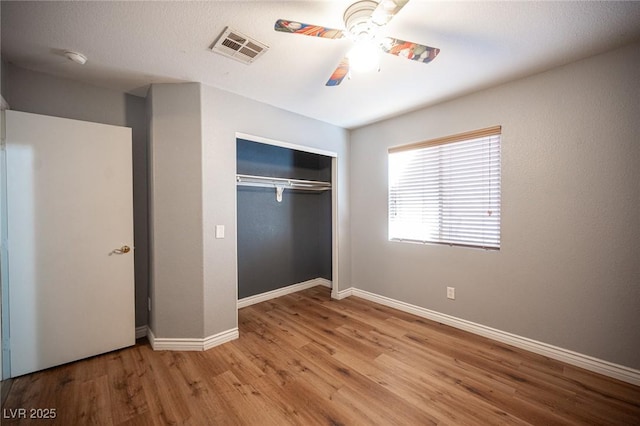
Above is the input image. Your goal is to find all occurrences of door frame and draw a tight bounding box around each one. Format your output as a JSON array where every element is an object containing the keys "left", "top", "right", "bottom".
[
  {"left": 234, "top": 132, "right": 341, "bottom": 300},
  {"left": 1, "top": 103, "right": 10, "bottom": 380}
]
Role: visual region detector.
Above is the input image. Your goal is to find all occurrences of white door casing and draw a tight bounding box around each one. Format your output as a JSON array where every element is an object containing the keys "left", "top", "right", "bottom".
[{"left": 6, "top": 110, "right": 135, "bottom": 377}]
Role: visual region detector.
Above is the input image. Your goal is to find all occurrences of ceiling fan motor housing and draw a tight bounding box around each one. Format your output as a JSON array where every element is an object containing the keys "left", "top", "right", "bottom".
[{"left": 343, "top": 0, "right": 378, "bottom": 39}]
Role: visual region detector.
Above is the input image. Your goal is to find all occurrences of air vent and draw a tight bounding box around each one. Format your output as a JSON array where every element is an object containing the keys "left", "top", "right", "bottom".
[{"left": 211, "top": 27, "right": 269, "bottom": 64}]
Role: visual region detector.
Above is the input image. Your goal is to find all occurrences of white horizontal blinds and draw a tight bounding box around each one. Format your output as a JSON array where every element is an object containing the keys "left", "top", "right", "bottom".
[{"left": 389, "top": 126, "right": 501, "bottom": 249}]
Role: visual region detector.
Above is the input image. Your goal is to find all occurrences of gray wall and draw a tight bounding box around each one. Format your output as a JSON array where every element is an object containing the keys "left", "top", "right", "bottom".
[
  {"left": 2, "top": 64, "right": 149, "bottom": 328},
  {"left": 237, "top": 139, "right": 332, "bottom": 299},
  {"left": 147, "top": 83, "right": 204, "bottom": 338},
  {"left": 350, "top": 41, "right": 640, "bottom": 369},
  {"left": 1, "top": 59, "right": 7, "bottom": 97}
]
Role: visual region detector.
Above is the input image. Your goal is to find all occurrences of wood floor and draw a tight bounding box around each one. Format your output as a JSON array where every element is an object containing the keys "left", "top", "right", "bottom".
[{"left": 2, "top": 286, "right": 639, "bottom": 425}]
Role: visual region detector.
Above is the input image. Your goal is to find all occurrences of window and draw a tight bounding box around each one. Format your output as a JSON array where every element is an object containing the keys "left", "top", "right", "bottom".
[{"left": 389, "top": 126, "right": 501, "bottom": 249}]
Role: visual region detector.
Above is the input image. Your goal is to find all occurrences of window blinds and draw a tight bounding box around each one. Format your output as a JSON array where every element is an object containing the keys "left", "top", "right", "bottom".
[{"left": 389, "top": 126, "right": 501, "bottom": 249}]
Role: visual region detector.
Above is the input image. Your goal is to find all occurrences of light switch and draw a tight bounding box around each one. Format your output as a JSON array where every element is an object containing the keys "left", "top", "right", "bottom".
[{"left": 215, "top": 225, "right": 225, "bottom": 239}]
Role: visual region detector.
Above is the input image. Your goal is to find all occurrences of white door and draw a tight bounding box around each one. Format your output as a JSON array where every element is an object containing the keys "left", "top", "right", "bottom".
[{"left": 5, "top": 110, "right": 135, "bottom": 377}]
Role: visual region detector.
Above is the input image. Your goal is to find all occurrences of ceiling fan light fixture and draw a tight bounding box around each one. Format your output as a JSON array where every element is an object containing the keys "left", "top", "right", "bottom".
[
  {"left": 344, "top": 0, "right": 378, "bottom": 37},
  {"left": 347, "top": 40, "right": 380, "bottom": 73},
  {"left": 275, "top": 0, "right": 438, "bottom": 87}
]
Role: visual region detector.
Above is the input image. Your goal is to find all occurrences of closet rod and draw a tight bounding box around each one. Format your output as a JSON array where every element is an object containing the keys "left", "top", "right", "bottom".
[{"left": 236, "top": 174, "right": 331, "bottom": 191}]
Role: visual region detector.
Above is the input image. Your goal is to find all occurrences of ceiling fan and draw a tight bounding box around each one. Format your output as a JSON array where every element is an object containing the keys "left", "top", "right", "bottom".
[{"left": 275, "top": 0, "right": 440, "bottom": 86}]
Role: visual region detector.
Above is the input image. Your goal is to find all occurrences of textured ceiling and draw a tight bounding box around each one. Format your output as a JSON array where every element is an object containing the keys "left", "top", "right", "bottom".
[{"left": 2, "top": 1, "right": 640, "bottom": 129}]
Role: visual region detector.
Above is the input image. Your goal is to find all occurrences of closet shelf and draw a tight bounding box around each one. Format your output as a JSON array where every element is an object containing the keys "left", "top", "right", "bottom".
[
  {"left": 236, "top": 174, "right": 331, "bottom": 191},
  {"left": 236, "top": 174, "right": 331, "bottom": 202}
]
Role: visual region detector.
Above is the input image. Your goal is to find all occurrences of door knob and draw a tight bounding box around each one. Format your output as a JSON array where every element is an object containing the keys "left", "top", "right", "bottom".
[{"left": 113, "top": 245, "right": 131, "bottom": 254}]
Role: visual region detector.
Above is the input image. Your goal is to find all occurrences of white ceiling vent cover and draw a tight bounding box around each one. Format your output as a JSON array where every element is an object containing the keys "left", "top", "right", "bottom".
[{"left": 211, "top": 27, "right": 269, "bottom": 64}]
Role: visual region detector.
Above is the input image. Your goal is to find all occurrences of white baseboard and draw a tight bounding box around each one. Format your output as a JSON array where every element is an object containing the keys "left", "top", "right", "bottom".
[
  {"left": 349, "top": 288, "right": 640, "bottom": 386},
  {"left": 238, "top": 278, "right": 331, "bottom": 309},
  {"left": 147, "top": 327, "right": 239, "bottom": 351},
  {"left": 203, "top": 328, "right": 240, "bottom": 351},
  {"left": 135, "top": 326, "right": 148, "bottom": 339},
  {"left": 315, "top": 278, "right": 332, "bottom": 288},
  {"left": 333, "top": 287, "right": 354, "bottom": 300}
]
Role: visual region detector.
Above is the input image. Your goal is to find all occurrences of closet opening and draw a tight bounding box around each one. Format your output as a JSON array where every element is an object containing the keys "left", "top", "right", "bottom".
[{"left": 236, "top": 134, "right": 338, "bottom": 308}]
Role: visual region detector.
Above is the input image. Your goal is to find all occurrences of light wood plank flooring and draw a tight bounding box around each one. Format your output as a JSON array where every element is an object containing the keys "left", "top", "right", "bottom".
[{"left": 2, "top": 286, "right": 639, "bottom": 425}]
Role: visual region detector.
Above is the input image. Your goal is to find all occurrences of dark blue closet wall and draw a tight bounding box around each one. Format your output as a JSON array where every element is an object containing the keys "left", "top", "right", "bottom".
[{"left": 237, "top": 139, "right": 332, "bottom": 299}]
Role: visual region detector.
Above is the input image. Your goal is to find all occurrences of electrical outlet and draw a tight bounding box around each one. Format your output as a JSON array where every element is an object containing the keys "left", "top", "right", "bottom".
[{"left": 447, "top": 287, "right": 455, "bottom": 300}]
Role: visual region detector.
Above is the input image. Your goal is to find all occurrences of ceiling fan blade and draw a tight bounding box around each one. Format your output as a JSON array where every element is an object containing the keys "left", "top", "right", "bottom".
[
  {"left": 371, "top": 0, "right": 410, "bottom": 26},
  {"left": 380, "top": 37, "right": 440, "bottom": 64},
  {"left": 326, "top": 58, "right": 350, "bottom": 86},
  {"left": 275, "top": 19, "right": 345, "bottom": 39}
]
